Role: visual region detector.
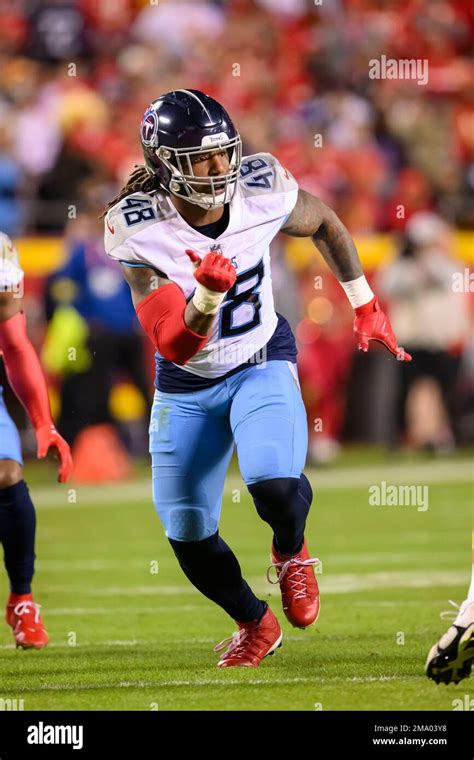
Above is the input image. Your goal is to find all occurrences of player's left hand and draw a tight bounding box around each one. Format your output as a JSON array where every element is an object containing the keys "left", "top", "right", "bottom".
[
  {"left": 354, "top": 297, "right": 412, "bottom": 361},
  {"left": 35, "top": 424, "right": 73, "bottom": 483}
]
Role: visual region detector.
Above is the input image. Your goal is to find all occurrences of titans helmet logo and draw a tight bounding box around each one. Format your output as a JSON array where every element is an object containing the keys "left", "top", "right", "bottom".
[{"left": 141, "top": 109, "right": 158, "bottom": 147}]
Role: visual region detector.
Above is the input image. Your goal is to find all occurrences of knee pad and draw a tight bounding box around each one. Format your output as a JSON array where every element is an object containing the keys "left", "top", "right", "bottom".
[
  {"left": 248, "top": 476, "right": 298, "bottom": 506},
  {"left": 158, "top": 506, "right": 216, "bottom": 542},
  {"left": 248, "top": 476, "right": 311, "bottom": 523}
]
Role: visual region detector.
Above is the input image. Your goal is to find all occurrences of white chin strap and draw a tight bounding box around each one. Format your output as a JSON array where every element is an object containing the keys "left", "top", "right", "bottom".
[
  {"left": 193, "top": 187, "right": 228, "bottom": 210},
  {"left": 172, "top": 179, "right": 236, "bottom": 210}
]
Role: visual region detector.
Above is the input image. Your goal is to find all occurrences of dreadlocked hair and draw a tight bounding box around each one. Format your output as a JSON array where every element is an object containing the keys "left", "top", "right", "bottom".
[{"left": 101, "top": 165, "right": 161, "bottom": 219}]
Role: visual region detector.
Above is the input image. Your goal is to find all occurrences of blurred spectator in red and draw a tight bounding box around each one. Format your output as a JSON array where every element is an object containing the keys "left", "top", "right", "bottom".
[
  {"left": 377, "top": 211, "right": 471, "bottom": 450},
  {"left": 0, "top": 0, "right": 472, "bottom": 453},
  {"left": 297, "top": 266, "right": 355, "bottom": 463}
]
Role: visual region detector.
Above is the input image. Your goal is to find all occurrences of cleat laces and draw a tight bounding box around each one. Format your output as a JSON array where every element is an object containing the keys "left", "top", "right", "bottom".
[
  {"left": 214, "top": 629, "right": 249, "bottom": 660},
  {"left": 266, "top": 556, "right": 320, "bottom": 601},
  {"left": 440, "top": 600, "right": 460, "bottom": 622}
]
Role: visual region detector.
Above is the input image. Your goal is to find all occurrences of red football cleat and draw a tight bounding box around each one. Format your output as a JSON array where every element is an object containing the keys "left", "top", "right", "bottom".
[
  {"left": 6, "top": 593, "right": 49, "bottom": 649},
  {"left": 267, "top": 538, "right": 320, "bottom": 628},
  {"left": 214, "top": 606, "right": 282, "bottom": 668}
]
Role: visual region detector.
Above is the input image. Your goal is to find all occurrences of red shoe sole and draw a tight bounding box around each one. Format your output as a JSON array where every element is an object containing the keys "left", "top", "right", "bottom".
[{"left": 16, "top": 642, "right": 48, "bottom": 650}]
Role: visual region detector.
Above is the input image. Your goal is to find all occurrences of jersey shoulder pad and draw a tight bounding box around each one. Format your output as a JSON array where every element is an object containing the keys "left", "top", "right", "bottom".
[
  {"left": 104, "top": 190, "right": 174, "bottom": 263},
  {"left": 0, "top": 231, "right": 24, "bottom": 289},
  {"left": 239, "top": 152, "right": 298, "bottom": 199}
]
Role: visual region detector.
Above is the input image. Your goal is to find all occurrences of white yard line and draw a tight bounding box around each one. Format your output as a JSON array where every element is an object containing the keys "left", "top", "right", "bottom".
[
  {"left": 0, "top": 640, "right": 144, "bottom": 651},
  {"left": 0, "top": 636, "right": 311, "bottom": 651},
  {"left": 318, "top": 569, "right": 468, "bottom": 593},
  {"left": 44, "top": 584, "right": 201, "bottom": 596},
  {"left": 1, "top": 674, "right": 413, "bottom": 692},
  {"left": 30, "top": 460, "right": 473, "bottom": 510},
  {"left": 36, "top": 551, "right": 462, "bottom": 572},
  {"left": 37, "top": 605, "right": 204, "bottom": 616},
  {"left": 0, "top": 598, "right": 431, "bottom": 623},
  {"left": 37, "top": 559, "right": 153, "bottom": 571},
  {"left": 39, "top": 569, "right": 466, "bottom": 598}
]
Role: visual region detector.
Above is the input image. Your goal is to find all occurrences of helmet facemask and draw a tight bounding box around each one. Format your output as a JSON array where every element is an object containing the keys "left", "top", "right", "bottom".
[{"left": 154, "top": 134, "right": 242, "bottom": 210}]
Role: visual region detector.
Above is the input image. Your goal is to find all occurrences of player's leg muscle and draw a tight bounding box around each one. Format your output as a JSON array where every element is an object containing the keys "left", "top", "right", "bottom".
[
  {"left": 168, "top": 531, "right": 266, "bottom": 622},
  {"left": 230, "top": 361, "right": 312, "bottom": 555},
  {"left": 149, "top": 388, "right": 234, "bottom": 542},
  {"left": 230, "top": 360, "right": 308, "bottom": 483},
  {"left": 0, "top": 473, "right": 37, "bottom": 596},
  {"left": 149, "top": 383, "right": 266, "bottom": 625}
]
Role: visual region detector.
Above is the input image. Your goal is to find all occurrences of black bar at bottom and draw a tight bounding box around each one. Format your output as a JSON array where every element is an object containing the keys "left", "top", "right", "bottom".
[{"left": 0, "top": 710, "right": 471, "bottom": 757}]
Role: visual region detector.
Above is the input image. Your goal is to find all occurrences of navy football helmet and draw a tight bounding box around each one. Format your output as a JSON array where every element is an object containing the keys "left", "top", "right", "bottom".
[{"left": 140, "top": 89, "right": 242, "bottom": 210}]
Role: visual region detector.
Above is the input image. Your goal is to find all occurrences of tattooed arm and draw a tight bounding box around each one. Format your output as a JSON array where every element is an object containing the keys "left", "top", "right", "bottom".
[
  {"left": 281, "top": 189, "right": 363, "bottom": 282},
  {"left": 281, "top": 189, "right": 411, "bottom": 360}
]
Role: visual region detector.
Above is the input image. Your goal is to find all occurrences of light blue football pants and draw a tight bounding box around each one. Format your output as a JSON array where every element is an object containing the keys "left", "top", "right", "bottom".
[
  {"left": 149, "top": 360, "right": 308, "bottom": 542},
  {"left": 0, "top": 386, "right": 23, "bottom": 464}
]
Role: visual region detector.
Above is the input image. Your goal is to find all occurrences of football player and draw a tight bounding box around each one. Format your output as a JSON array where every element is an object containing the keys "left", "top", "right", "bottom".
[
  {"left": 426, "top": 547, "right": 474, "bottom": 684},
  {"left": 0, "top": 232, "right": 72, "bottom": 648},
  {"left": 104, "top": 89, "right": 410, "bottom": 668}
]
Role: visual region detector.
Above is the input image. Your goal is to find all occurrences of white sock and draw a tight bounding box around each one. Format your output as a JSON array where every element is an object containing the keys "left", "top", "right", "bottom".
[
  {"left": 467, "top": 564, "right": 474, "bottom": 604},
  {"left": 456, "top": 564, "right": 474, "bottom": 621}
]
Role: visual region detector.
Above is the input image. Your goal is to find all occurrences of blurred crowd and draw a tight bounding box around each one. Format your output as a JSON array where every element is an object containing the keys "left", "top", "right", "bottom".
[
  {"left": 0, "top": 0, "right": 472, "bottom": 471},
  {"left": 0, "top": 0, "right": 473, "bottom": 235}
]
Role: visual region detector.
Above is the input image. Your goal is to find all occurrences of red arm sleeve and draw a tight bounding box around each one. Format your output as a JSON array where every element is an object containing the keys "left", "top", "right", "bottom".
[
  {"left": 136, "top": 283, "right": 209, "bottom": 365},
  {"left": 0, "top": 311, "right": 53, "bottom": 430}
]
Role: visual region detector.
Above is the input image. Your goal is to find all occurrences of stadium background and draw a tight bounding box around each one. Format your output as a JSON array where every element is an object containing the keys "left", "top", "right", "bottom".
[{"left": 0, "top": 0, "right": 472, "bottom": 711}]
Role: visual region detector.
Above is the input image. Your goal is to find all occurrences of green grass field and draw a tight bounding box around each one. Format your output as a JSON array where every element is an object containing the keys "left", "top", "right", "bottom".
[{"left": 0, "top": 449, "right": 472, "bottom": 711}]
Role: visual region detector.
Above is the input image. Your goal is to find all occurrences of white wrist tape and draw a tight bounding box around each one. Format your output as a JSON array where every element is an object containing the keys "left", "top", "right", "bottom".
[
  {"left": 192, "top": 283, "right": 227, "bottom": 315},
  {"left": 340, "top": 275, "right": 374, "bottom": 309}
]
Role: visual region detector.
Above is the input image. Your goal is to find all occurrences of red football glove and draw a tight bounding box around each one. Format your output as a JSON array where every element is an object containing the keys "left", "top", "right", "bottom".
[
  {"left": 36, "top": 423, "right": 73, "bottom": 483},
  {"left": 185, "top": 249, "right": 236, "bottom": 293},
  {"left": 354, "top": 297, "right": 412, "bottom": 362}
]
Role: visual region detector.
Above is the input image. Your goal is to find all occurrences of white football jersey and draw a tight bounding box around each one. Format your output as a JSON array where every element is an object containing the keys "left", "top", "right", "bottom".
[
  {"left": 104, "top": 153, "right": 298, "bottom": 379},
  {"left": 0, "top": 232, "right": 24, "bottom": 291}
]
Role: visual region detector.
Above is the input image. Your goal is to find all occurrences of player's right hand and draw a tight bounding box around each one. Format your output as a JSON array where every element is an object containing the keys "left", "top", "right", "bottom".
[
  {"left": 354, "top": 297, "right": 412, "bottom": 362},
  {"left": 185, "top": 249, "right": 237, "bottom": 293},
  {"left": 36, "top": 424, "right": 73, "bottom": 483}
]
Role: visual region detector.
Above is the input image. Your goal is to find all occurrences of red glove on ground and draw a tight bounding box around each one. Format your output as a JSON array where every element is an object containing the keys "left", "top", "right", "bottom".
[
  {"left": 185, "top": 250, "right": 237, "bottom": 292},
  {"left": 353, "top": 297, "right": 412, "bottom": 362},
  {"left": 0, "top": 311, "right": 73, "bottom": 482}
]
